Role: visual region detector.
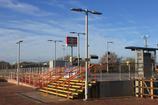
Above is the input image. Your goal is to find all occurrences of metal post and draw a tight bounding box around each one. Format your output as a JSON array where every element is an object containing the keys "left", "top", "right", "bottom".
[
  {"left": 129, "top": 63, "right": 131, "bottom": 80},
  {"left": 70, "top": 8, "right": 102, "bottom": 101},
  {"left": 54, "top": 41, "right": 56, "bottom": 68},
  {"left": 85, "top": 11, "right": 88, "bottom": 100},
  {"left": 48, "top": 40, "right": 62, "bottom": 68},
  {"left": 77, "top": 33, "right": 80, "bottom": 71},
  {"left": 71, "top": 46, "right": 73, "bottom": 66},
  {"left": 62, "top": 45, "right": 65, "bottom": 61},
  {"left": 107, "top": 45, "right": 109, "bottom": 73},
  {"left": 16, "top": 43, "right": 19, "bottom": 85},
  {"left": 16, "top": 40, "right": 23, "bottom": 85},
  {"left": 106, "top": 41, "right": 113, "bottom": 73}
]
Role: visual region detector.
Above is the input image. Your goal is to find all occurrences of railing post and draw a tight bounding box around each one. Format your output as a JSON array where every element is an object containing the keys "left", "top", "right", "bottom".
[{"left": 150, "top": 78, "right": 154, "bottom": 99}]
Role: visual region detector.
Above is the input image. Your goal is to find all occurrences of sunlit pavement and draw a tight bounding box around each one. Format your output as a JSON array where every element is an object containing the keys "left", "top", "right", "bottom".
[{"left": 1, "top": 82, "right": 158, "bottom": 105}]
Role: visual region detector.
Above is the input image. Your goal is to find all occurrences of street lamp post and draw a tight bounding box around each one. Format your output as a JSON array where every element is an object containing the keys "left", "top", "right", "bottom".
[
  {"left": 62, "top": 44, "right": 65, "bottom": 61},
  {"left": 62, "top": 44, "right": 67, "bottom": 67},
  {"left": 16, "top": 40, "right": 23, "bottom": 85},
  {"left": 70, "top": 32, "right": 85, "bottom": 71},
  {"left": 48, "top": 40, "right": 62, "bottom": 68},
  {"left": 106, "top": 41, "right": 113, "bottom": 73},
  {"left": 71, "top": 8, "right": 102, "bottom": 100}
]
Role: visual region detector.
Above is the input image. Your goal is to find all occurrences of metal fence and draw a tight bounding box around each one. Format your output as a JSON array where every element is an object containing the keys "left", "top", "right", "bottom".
[
  {"left": 0, "top": 63, "right": 158, "bottom": 83},
  {"left": 0, "top": 67, "right": 48, "bottom": 80}
]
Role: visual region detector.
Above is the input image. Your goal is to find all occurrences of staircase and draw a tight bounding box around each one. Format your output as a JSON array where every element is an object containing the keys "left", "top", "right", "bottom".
[
  {"left": 39, "top": 78, "right": 96, "bottom": 99},
  {"left": 39, "top": 66, "right": 97, "bottom": 99}
]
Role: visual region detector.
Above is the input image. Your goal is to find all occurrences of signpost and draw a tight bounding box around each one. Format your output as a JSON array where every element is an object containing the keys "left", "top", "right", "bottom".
[
  {"left": 66, "top": 36, "right": 78, "bottom": 65},
  {"left": 66, "top": 36, "right": 77, "bottom": 47}
]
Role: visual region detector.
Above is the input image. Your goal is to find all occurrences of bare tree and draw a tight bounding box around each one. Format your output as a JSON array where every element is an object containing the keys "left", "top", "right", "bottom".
[{"left": 99, "top": 52, "right": 119, "bottom": 64}]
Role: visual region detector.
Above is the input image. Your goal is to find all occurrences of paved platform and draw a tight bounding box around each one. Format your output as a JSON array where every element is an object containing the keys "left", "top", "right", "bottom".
[
  {"left": 20, "top": 91, "right": 69, "bottom": 103},
  {"left": 1, "top": 82, "right": 158, "bottom": 105}
]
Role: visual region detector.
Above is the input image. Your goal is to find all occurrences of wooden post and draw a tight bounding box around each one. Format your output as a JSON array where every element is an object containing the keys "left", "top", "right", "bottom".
[
  {"left": 150, "top": 78, "right": 154, "bottom": 99},
  {"left": 140, "top": 79, "right": 143, "bottom": 98},
  {"left": 135, "top": 79, "right": 139, "bottom": 97}
]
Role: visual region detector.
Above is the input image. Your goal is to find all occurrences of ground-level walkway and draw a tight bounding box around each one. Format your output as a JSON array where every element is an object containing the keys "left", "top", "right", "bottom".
[{"left": 1, "top": 82, "right": 158, "bottom": 105}]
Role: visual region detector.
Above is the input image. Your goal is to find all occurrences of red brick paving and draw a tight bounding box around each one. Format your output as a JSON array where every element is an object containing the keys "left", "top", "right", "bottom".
[{"left": 0, "top": 82, "right": 158, "bottom": 105}]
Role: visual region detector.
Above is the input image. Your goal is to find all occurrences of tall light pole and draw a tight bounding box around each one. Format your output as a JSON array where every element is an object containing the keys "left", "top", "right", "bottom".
[
  {"left": 48, "top": 40, "right": 62, "bottom": 68},
  {"left": 62, "top": 44, "right": 67, "bottom": 67},
  {"left": 16, "top": 40, "right": 23, "bottom": 85},
  {"left": 106, "top": 41, "right": 113, "bottom": 73},
  {"left": 71, "top": 8, "right": 102, "bottom": 100},
  {"left": 70, "top": 32, "right": 85, "bottom": 70}
]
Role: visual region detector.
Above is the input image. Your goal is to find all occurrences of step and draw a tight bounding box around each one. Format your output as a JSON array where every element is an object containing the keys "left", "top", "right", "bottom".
[
  {"left": 59, "top": 78, "right": 84, "bottom": 83},
  {"left": 54, "top": 81, "right": 84, "bottom": 86},
  {"left": 51, "top": 82, "right": 93, "bottom": 87},
  {"left": 43, "top": 87, "right": 79, "bottom": 95},
  {"left": 59, "top": 78, "right": 96, "bottom": 84},
  {"left": 39, "top": 89, "right": 74, "bottom": 99},
  {"left": 48, "top": 85, "right": 83, "bottom": 92},
  {"left": 50, "top": 83, "right": 82, "bottom": 89}
]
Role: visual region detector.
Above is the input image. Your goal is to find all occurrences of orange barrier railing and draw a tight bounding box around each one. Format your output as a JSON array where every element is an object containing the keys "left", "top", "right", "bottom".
[
  {"left": 41, "top": 66, "right": 79, "bottom": 88},
  {"left": 13, "top": 64, "right": 97, "bottom": 89},
  {"left": 53, "top": 64, "right": 97, "bottom": 95},
  {"left": 18, "top": 67, "right": 65, "bottom": 88}
]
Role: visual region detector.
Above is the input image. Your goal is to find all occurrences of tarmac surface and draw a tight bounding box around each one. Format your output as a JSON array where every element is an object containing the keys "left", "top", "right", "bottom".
[{"left": 1, "top": 82, "right": 158, "bottom": 105}]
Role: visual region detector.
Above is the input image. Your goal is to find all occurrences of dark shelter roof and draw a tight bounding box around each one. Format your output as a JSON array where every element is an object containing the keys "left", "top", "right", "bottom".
[{"left": 125, "top": 46, "right": 158, "bottom": 51}]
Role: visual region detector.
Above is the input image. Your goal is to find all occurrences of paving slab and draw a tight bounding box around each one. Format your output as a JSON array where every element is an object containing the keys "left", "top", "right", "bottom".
[{"left": 20, "top": 91, "right": 69, "bottom": 103}]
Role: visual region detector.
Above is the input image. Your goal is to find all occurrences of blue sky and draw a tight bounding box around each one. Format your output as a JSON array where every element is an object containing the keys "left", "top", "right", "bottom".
[{"left": 0, "top": 0, "right": 158, "bottom": 63}]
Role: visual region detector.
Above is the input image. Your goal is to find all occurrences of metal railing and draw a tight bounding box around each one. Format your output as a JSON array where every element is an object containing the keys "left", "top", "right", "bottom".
[{"left": 0, "top": 63, "right": 158, "bottom": 87}]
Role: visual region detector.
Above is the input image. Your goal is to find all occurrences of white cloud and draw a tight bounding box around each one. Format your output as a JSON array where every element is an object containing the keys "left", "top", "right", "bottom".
[
  {"left": 43, "top": 0, "right": 86, "bottom": 10},
  {"left": 0, "top": 11, "right": 155, "bottom": 63},
  {"left": 0, "top": 0, "right": 51, "bottom": 16}
]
